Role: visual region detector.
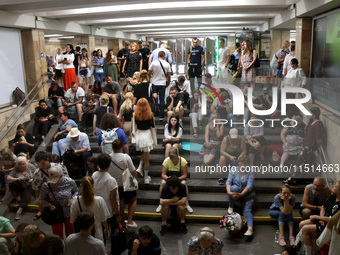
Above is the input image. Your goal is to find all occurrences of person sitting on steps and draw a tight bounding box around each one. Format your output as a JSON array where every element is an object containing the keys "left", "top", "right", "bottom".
[{"left": 166, "top": 86, "right": 184, "bottom": 126}]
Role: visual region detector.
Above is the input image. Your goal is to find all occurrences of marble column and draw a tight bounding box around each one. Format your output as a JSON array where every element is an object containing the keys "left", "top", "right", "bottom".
[
  {"left": 270, "top": 30, "right": 290, "bottom": 60},
  {"left": 295, "top": 18, "right": 312, "bottom": 77},
  {"left": 21, "top": 29, "right": 48, "bottom": 100}
]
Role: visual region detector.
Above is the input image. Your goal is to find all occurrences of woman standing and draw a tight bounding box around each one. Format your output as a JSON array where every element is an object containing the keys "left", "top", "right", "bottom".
[
  {"left": 241, "top": 40, "right": 257, "bottom": 90},
  {"left": 109, "top": 139, "right": 138, "bottom": 228},
  {"left": 226, "top": 155, "right": 255, "bottom": 236},
  {"left": 132, "top": 98, "right": 156, "bottom": 184},
  {"left": 119, "top": 92, "right": 134, "bottom": 141},
  {"left": 104, "top": 49, "right": 118, "bottom": 82},
  {"left": 122, "top": 42, "right": 142, "bottom": 78},
  {"left": 54, "top": 47, "right": 64, "bottom": 87},
  {"left": 40, "top": 166, "right": 78, "bottom": 239},
  {"left": 61, "top": 44, "right": 79, "bottom": 91},
  {"left": 78, "top": 48, "right": 92, "bottom": 94},
  {"left": 163, "top": 115, "right": 183, "bottom": 158},
  {"left": 70, "top": 176, "right": 110, "bottom": 241},
  {"left": 7, "top": 157, "right": 36, "bottom": 220},
  {"left": 92, "top": 49, "right": 105, "bottom": 85},
  {"left": 12, "top": 124, "right": 36, "bottom": 158}
]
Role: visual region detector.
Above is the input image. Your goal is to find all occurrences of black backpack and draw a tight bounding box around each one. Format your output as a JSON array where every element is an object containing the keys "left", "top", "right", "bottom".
[{"left": 12, "top": 87, "right": 26, "bottom": 106}]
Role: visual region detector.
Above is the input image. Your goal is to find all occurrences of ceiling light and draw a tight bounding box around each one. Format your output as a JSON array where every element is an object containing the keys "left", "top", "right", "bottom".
[{"left": 44, "top": 34, "right": 63, "bottom": 38}]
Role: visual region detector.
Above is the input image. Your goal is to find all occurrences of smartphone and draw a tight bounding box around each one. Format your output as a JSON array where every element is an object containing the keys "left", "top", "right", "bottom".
[
  {"left": 64, "top": 58, "right": 67, "bottom": 60},
  {"left": 67, "top": 149, "right": 74, "bottom": 152}
]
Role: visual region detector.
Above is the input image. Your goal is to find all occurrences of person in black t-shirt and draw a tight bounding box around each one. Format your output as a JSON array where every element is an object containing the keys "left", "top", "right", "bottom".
[
  {"left": 46, "top": 82, "right": 65, "bottom": 114},
  {"left": 187, "top": 37, "right": 205, "bottom": 94},
  {"left": 33, "top": 99, "right": 55, "bottom": 140},
  {"left": 299, "top": 181, "right": 340, "bottom": 254},
  {"left": 160, "top": 175, "right": 187, "bottom": 235},
  {"left": 253, "top": 87, "right": 279, "bottom": 119},
  {"left": 138, "top": 39, "right": 151, "bottom": 71},
  {"left": 128, "top": 225, "right": 161, "bottom": 255},
  {"left": 166, "top": 86, "right": 184, "bottom": 125},
  {"left": 117, "top": 41, "right": 130, "bottom": 79}
]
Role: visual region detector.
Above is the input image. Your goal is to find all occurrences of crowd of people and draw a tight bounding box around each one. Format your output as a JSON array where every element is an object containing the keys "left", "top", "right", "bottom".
[{"left": 0, "top": 36, "right": 336, "bottom": 255}]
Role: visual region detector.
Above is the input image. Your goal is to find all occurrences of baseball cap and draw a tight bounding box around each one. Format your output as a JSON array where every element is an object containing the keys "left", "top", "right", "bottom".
[
  {"left": 138, "top": 39, "right": 143, "bottom": 43},
  {"left": 229, "top": 128, "right": 238, "bottom": 139},
  {"left": 48, "top": 166, "right": 63, "bottom": 184}
]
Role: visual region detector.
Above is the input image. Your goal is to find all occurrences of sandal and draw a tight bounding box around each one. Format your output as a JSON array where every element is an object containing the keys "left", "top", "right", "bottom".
[
  {"left": 193, "top": 133, "right": 198, "bottom": 138},
  {"left": 279, "top": 236, "right": 286, "bottom": 247},
  {"left": 289, "top": 236, "right": 295, "bottom": 246},
  {"left": 199, "top": 125, "right": 203, "bottom": 130},
  {"left": 33, "top": 214, "right": 41, "bottom": 221}
]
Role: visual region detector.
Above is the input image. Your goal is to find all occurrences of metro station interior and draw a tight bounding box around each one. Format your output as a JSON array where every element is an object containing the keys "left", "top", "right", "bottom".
[{"left": 0, "top": 1, "right": 340, "bottom": 255}]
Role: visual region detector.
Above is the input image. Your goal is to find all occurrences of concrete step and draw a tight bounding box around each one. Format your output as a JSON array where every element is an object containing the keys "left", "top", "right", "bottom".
[{"left": 136, "top": 190, "right": 303, "bottom": 209}]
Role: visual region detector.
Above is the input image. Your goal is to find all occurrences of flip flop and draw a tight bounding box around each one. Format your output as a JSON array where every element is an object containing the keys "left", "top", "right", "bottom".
[{"left": 193, "top": 133, "right": 198, "bottom": 138}]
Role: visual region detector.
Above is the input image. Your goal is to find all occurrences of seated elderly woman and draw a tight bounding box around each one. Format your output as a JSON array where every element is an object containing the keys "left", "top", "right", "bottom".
[
  {"left": 156, "top": 148, "right": 193, "bottom": 214},
  {"left": 226, "top": 155, "right": 255, "bottom": 236},
  {"left": 187, "top": 227, "right": 223, "bottom": 255},
  {"left": 280, "top": 115, "right": 305, "bottom": 167},
  {"left": 7, "top": 156, "right": 36, "bottom": 221}
]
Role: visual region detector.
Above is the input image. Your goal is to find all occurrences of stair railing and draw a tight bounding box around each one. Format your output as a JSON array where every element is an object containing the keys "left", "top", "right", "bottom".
[{"left": 0, "top": 72, "right": 51, "bottom": 144}]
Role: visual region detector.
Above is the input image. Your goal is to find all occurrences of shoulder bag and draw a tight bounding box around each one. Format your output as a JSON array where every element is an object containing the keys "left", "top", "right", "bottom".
[
  {"left": 158, "top": 60, "right": 169, "bottom": 87},
  {"left": 148, "top": 83, "right": 159, "bottom": 116},
  {"left": 41, "top": 183, "right": 65, "bottom": 225},
  {"left": 73, "top": 196, "right": 96, "bottom": 236},
  {"left": 111, "top": 154, "right": 138, "bottom": 192}
]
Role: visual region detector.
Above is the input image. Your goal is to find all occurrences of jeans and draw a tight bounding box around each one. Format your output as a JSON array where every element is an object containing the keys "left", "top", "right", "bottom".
[
  {"left": 229, "top": 185, "right": 255, "bottom": 228},
  {"left": 52, "top": 138, "right": 67, "bottom": 157},
  {"left": 269, "top": 209, "right": 294, "bottom": 226},
  {"left": 47, "top": 98, "right": 64, "bottom": 108},
  {"left": 227, "top": 113, "right": 237, "bottom": 128},
  {"left": 0, "top": 236, "right": 14, "bottom": 255},
  {"left": 154, "top": 85, "right": 166, "bottom": 118},
  {"left": 94, "top": 72, "right": 104, "bottom": 85},
  {"left": 188, "top": 66, "right": 202, "bottom": 94}
]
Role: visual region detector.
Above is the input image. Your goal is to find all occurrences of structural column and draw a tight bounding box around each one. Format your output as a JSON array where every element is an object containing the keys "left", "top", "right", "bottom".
[
  {"left": 295, "top": 18, "right": 312, "bottom": 77},
  {"left": 269, "top": 30, "right": 290, "bottom": 59},
  {"left": 21, "top": 29, "right": 48, "bottom": 100}
]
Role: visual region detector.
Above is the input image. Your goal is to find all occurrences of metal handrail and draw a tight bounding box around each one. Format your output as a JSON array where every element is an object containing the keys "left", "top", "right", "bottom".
[{"left": 0, "top": 72, "right": 51, "bottom": 143}]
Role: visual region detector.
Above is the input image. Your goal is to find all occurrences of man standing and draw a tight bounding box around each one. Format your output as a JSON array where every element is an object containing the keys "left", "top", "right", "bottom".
[
  {"left": 217, "top": 38, "right": 231, "bottom": 84},
  {"left": 63, "top": 128, "right": 92, "bottom": 179},
  {"left": 64, "top": 82, "right": 85, "bottom": 126},
  {"left": 148, "top": 51, "right": 171, "bottom": 120},
  {"left": 103, "top": 75, "right": 121, "bottom": 114},
  {"left": 138, "top": 39, "right": 151, "bottom": 71},
  {"left": 187, "top": 37, "right": 205, "bottom": 94},
  {"left": 149, "top": 44, "right": 172, "bottom": 67},
  {"left": 65, "top": 212, "right": 106, "bottom": 255},
  {"left": 117, "top": 41, "right": 130, "bottom": 79}
]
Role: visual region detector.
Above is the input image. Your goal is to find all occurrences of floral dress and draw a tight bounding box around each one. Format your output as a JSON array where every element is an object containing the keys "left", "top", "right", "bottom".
[
  {"left": 241, "top": 52, "right": 256, "bottom": 83},
  {"left": 203, "top": 127, "right": 220, "bottom": 155},
  {"left": 126, "top": 52, "right": 142, "bottom": 78},
  {"left": 187, "top": 236, "right": 224, "bottom": 255}
]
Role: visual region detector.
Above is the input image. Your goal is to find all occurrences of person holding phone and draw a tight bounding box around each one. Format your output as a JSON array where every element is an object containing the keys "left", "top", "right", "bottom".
[
  {"left": 59, "top": 44, "right": 79, "bottom": 91},
  {"left": 78, "top": 48, "right": 91, "bottom": 94}
]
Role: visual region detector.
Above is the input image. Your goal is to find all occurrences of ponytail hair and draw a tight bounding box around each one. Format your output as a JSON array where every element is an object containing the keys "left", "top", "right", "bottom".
[{"left": 81, "top": 176, "right": 95, "bottom": 207}]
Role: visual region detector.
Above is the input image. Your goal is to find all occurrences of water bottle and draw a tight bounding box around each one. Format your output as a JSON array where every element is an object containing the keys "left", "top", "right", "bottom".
[
  {"left": 41, "top": 140, "right": 46, "bottom": 148},
  {"left": 274, "top": 230, "right": 280, "bottom": 243}
]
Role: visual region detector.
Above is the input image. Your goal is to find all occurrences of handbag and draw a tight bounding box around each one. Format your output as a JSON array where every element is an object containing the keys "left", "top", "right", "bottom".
[
  {"left": 150, "top": 125, "right": 157, "bottom": 146},
  {"left": 148, "top": 83, "right": 159, "bottom": 116},
  {"left": 96, "top": 66, "right": 104, "bottom": 74},
  {"left": 73, "top": 196, "right": 96, "bottom": 236},
  {"left": 111, "top": 154, "right": 138, "bottom": 192},
  {"left": 41, "top": 183, "right": 65, "bottom": 225},
  {"left": 55, "top": 131, "right": 69, "bottom": 141},
  {"left": 131, "top": 116, "right": 136, "bottom": 144},
  {"left": 79, "top": 68, "right": 88, "bottom": 76}
]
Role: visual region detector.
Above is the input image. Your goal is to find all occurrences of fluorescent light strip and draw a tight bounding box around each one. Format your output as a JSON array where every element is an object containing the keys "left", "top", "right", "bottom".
[
  {"left": 137, "top": 30, "right": 240, "bottom": 35},
  {"left": 122, "top": 26, "right": 256, "bottom": 32},
  {"left": 42, "top": 1, "right": 284, "bottom": 16},
  {"left": 78, "top": 14, "right": 273, "bottom": 24},
  {"left": 44, "top": 34, "right": 63, "bottom": 37}
]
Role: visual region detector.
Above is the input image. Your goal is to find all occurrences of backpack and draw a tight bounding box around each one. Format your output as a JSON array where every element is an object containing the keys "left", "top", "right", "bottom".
[
  {"left": 12, "top": 87, "right": 26, "bottom": 106},
  {"left": 101, "top": 128, "right": 118, "bottom": 154}
]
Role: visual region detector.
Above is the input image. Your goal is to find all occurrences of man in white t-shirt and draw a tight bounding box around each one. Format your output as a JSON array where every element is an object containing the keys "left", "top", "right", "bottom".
[
  {"left": 217, "top": 38, "right": 231, "bottom": 84},
  {"left": 148, "top": 50, "right": 171, "bottom": 120},
  {"left": 64, "top": 82, "right": 85, "bottom": 125},
  {"left": 65, "top": 212, "right": 106, "bottom": 255},
  {"left": 92, "top": 154, "right": 120, "bottom": 253}
]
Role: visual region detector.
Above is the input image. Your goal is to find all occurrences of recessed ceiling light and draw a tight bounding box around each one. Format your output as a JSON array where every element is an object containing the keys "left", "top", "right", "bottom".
[{"left": 44, "top": 34, "right": 63, "bottom": 37}]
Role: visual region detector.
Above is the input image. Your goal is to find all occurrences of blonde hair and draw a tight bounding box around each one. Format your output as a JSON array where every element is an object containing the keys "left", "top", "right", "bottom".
[
  {"left": 120, "top": 92, "right": 133, "bottom": 113},
  {"left": 133, "top": 72, "right": 140, "bottom": 79},
  {"left": 168, "top": 148, "right": 179, "bottom": 158},
  {"left": 140, "top": 70, "right": 148, "bottom": 81},
  {"left": 81, "top": 176, "right": 95, "bottom": 207},
  {"left": 197, "top": 227, "right": 215, "bottom": 240},
  {"left": 100, "top": 94, "right": 109, "bottom": 105}
]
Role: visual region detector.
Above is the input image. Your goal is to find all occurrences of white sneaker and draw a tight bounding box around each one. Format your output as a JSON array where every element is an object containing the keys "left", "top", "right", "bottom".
[
  {"left": 144, "top": 177, "right": 151, "bottom": 184},
  {"left": 227, "top": 207, "right": 233, "bottom": 214},
  {"left": 185, "top": 205, "right": 193, "bottom": 214},
  {"left": 244, "top": 230, "right": 254, "bottom": 236},
  {"left": 179, "top": 119, "right": 183, "bottom": 126},
  {"left": 136, "top": 168, "right": 143, "bottom": 177},
  {"left": 156, "top": 204, "right": 162, "bottom": 213}
]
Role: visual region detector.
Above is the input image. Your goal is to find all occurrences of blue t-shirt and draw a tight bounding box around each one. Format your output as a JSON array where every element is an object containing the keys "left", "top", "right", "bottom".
[
  {"left": 60, "top": 119, "right": 77, "bottom": 131},
  {"left": 270, "top": 193, "right": 296, "bottom": 210},
  {"left": 189, "top": 46, "right": 205, "bottom": 67},
  {"left": 97, "top": 128, "right": 127, "bottom": 149}
]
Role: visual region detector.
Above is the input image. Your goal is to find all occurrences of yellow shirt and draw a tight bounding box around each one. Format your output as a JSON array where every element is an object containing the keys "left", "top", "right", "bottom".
[{"left": 162, "top": 157, "right": 187, "bottom": 172}]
